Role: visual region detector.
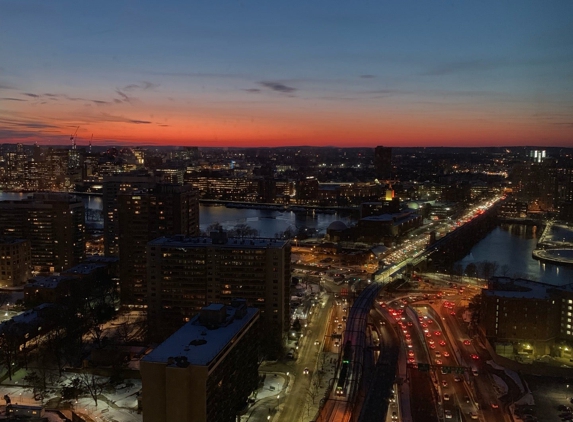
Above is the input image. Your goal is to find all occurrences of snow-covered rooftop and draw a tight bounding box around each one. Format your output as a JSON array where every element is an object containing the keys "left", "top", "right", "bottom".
[{"left": 143, "top": 306, "right": 258, "bottom": 367}]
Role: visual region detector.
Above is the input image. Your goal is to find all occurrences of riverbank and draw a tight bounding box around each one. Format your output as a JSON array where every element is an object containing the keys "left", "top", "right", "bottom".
[{"left": 532, "top": 222, "right": 573, "bottom": 266}]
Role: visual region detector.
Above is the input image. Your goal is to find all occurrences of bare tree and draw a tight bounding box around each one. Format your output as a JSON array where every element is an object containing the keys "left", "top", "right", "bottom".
[
  {"left": 78, "top": 372, "right": 108, "bottom": 407},
  {"left": 0, "top": 321, "right": 26, "bottom": 380}
]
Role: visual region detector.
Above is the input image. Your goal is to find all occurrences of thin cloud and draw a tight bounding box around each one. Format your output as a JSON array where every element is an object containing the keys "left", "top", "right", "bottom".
[
  {"left": 1, "top": 97, "right": 26, "bottom": 101},
  {"left": 360, "top": 74, "right": 376, "bottom": 79},
  {"left": 114, "top": 89, "right": 134, "bottom": 104},
  {"left": 23, "top": 92, "right": 40, "bottom": 98},
  {"left": 99, "top": 113, "right": 152, "bottom": 124},
  {"left": 259, "top": 81, "right": 297, "bottom": 94},
  {"left": 122, "top": 81, "right": 159, "bottom": 91},
  {"left": 0, "top": 117, "right": 60, "bottom": 129},
  {"left": 244, "top": 88, "right": 261, "bottom": 93}
]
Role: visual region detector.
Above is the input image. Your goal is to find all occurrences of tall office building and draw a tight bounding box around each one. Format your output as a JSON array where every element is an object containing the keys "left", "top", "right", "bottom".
[
  {"left": 141, "top": 301, "right": 259, "bottom": 422},
  {"left": 374, "top": 146, "right": 393, "bottom": 180},
  {"left": 102, "top": 171, "right": 158, "bottom": 256},
  {"left": 146, "top": 231, "right": 290, "bottom": 347},
  {"left": 118, "top": 184, "right": 199, "bottom": 306},
  {"left": 0, "top": 193, "right": 85, "bottom": 272}
]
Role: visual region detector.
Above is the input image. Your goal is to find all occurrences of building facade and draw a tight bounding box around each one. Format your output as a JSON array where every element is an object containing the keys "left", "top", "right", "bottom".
[
  {"left": 0, "top": 237, "right": 31, "bottom": 287},
  {"left": 0, "top": 193, "right": 85, "bottom": 272},
  {"left": 146, "top": 232, "right": 290, "bottom": 346},
  {"left": 141, "top": 301, "right": 259, "bottom": 422},
  {"left": 102, "top": 171, "right": 159, "bottom": 257},
  {"left": 482, "top": 277, "right": 573, "bottom": 357},
  {"left": 118, "top": 184, "right": 199, "bottom": 306}
]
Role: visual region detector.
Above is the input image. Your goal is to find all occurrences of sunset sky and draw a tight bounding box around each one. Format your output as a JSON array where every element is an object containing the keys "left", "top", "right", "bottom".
[{"left": 1, "top": 1, "right": 572, "bottom": 148}]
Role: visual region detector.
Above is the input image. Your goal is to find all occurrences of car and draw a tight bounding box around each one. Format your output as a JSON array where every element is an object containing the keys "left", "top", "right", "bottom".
[
  {"left": 407, "top": 321, "right": 413, "bottom": 327},
  {"left": 435, "top": 351, "right": 442, "bottom": 358},
  {"left": 334, "top": 342, "right": 340, "bottom": 347},
  {"left": 429, "top": 340, "right": 435, "bottom": 345},
  {"left": 338, "top": 323, "right": 343, "bottom": 329},
  {"left": 391, "top": 412, "right": 398, "bottom": 420},
  {"left": 443, "top": 394, "right": 450, "bottom": 401},
  {"left": 314, "top": 340, "right": 320, "bottom": 346},
  {"left": 443, "top": 351, "right": 450, "bottom": 357},
  {"left": 464, "top": 395, "right": 470, "bottom": 403},
  {"left": 303, "top": 367, "right": 309, "bottom": 375},
  {"left": 342, "top": 316, "right": 347, "bottom": 322},
  {"left": 434, "top": 331, "right": 442, "bottom": 336},
  {"left": 334, "top": 317, "right": 339, "bottom": 322},
  {"left": 471, "top": 354, "right": 479, "bottom": 360},
  {"left": 439, "top": 340, "right": 446, "bottom": 346},
  {"left": 422, "top": 323, "right": 428, "bottom": 328},
  {"left": 463, "top": 339, "right": 471, "bottom": 346},
  {"left": 442, "top": 380, "right": 448, "bottom": 387},
  {"left": 469, "top": 411, "right": 478, "bottom": 420},
  {"left": 454, "top": 376, "right": 462, "bottom": 382},
  {"left": 429, "top": 344, "right": 436, "bottom": 349},
  {"left": 408, "top": 350, "right": 415, "bottom": 357},
  {"left": 426, "top": 333, "right": 432, "bottom": 338},
  {"left": 435, "top": 359, "right": 443, "bottom": 365},
  {"left": 558, "top": 405, "right": 570, "bottom": 412},
  {"left": 450, "top": 311, "right": 456, "bottom": 316},
  {"left": 491, "top": 403, "right": 499, "bottom": 409},
  {"left": 408, "top": 358, "right": 415, "bottom": 364},
  {"left": 445, "top": 410, "right": 452, "bottom": 419}
]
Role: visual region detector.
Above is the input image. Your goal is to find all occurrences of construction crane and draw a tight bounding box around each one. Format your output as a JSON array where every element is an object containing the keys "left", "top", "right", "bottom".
[{"left": 70, "top": 126, "right": 79, "bottom": 150}]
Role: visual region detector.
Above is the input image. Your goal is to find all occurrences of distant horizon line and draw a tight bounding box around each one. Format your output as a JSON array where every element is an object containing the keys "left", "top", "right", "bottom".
[{"left": 1, "top": 142, "right": 571, "bottom": 150}]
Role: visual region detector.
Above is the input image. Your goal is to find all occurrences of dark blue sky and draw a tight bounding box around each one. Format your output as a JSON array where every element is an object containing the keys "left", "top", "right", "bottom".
[{"left": 1, "top": 0, "right": 572, "bottom": 146}]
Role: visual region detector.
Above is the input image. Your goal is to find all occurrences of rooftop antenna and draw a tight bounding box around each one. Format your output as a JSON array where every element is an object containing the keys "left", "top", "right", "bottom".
[{"left": 70, "top": 126, "right": 79, "bottom": 150}]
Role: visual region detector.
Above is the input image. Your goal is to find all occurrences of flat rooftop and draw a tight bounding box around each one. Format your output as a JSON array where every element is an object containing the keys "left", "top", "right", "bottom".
[
  {"left": 149, "top": 235, "right": 288, "bottom": 249},
  {"left": 143, "top": 306, "right": 258, "bottom": 367}
]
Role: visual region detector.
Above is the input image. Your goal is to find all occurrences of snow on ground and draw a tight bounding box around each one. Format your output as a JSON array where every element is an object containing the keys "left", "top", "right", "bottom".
[
  {"left": 486, "top": 360, "right": 526, "bottom": 394},
  {"left": 487, "top": 360, "right": 505, "bottom": 371},
  {"left": 0, "top": 369, "right": 142, "bottom": 422},
  {"left": 504, "top": 368, "right": 526, "bottom": 394},
  {"left": 256, "top": 373, "right": 286, "bottom": 400},
  {"left": 514, "top": 392, "right": 535, "bottom": 406},
  {"left": 491, "top": 374, "right": 508, "bottom": 396}
]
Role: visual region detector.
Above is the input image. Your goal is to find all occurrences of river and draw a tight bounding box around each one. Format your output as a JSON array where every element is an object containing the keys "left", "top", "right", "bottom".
[
  {"left": 457, "top": 224, "right": 573, "bottom": 286},
  {"left": 0, "top": 192, "right": 354, "bottom": 238},
  {"left": 3, "top": 192, "right": 572, "bottom": 283}
]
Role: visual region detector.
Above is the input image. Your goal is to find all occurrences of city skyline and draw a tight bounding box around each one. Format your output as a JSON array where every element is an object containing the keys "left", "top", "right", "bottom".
[{"left": 1, "top": 1, "right": 573, "bottom": 147}]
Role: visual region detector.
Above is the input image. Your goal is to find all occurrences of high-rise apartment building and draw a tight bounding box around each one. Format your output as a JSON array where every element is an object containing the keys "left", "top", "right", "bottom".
[
  {"left": 146, "top": 231, "right": 290, "bottom": 347},
  {"left": 0, "top": 193, "right": 85, "bottom": 272},
  {"left": 102, "top": 171, "right": 158, "bottom": 256},
  {"left": 0, "top": 237, "right": 31, "bottom": 287},
  {"left": 374, "top": 146, "right": 393, "bottom": 180},
  {"left": 141, "top": 301, "right": 259, "bottom": 422},
  {"left": 118, "top": 184, "right": 199, "bottom": 306}
]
